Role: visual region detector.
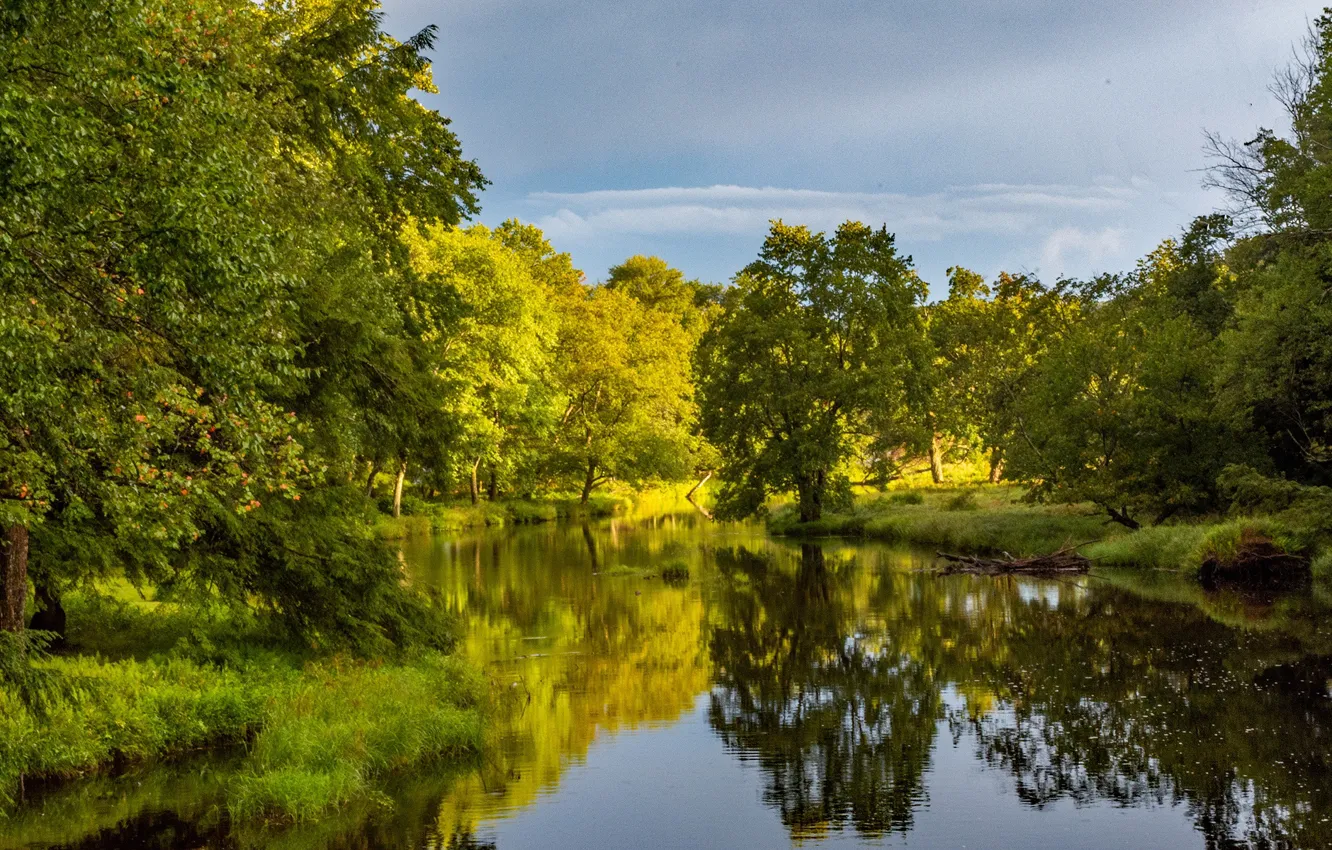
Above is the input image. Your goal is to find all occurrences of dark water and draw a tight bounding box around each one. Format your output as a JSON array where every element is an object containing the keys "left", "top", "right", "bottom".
[{"left": 9, "top": 513, "right": 1332, "bottom": 849}]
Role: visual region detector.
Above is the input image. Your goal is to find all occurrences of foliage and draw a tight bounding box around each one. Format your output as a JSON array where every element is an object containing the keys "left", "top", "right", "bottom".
[
  {"left": 551, "top": 285, "right": 699, "bottom": 502},
  {"left": 698, "top": 221, "right": 926, "bottom": 521},
  {"left": 0, "top": 0, "right": 485, "bottom": 645}
]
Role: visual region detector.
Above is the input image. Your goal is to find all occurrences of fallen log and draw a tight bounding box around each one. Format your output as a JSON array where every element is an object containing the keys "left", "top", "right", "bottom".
[{"left": 935, "top": 545, "right": 1090, "bottom": 575}]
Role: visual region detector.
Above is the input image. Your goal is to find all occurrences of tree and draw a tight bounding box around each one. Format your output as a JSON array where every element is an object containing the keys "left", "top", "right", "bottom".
[
  {"left": 697, "top": 221, "right": 925, "bottom": 522},
  {"left": 918, "top": 269, "right": 1067, "bottom": 484},
  {"left": 552, "top": 286, "right": 697, "bottom": 502},
  {"left": 1005, "top": 237, "right": 1242, "bottom": 527},
  {"left": 0, "top": 0, "right": 485, "bottom": 644},
  {"left": 403, "top": 223, "right": 555, "bottom": 503},
  {"left": 1205, "top": 14, "right": 1332, "bottom": 487}
]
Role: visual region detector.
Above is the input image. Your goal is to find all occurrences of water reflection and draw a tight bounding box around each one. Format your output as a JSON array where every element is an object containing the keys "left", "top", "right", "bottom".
[
  {"left": 9, "top": 515, "right": 1332, "bottom": 849},
  {"left": 708, "top": 544, "right": 939, "bottom": 838}
]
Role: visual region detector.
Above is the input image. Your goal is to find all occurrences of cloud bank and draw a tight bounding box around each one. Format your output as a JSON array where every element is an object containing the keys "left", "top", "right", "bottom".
[{"left": 526, "top": 180, "right": 1157, "bottom": 282}]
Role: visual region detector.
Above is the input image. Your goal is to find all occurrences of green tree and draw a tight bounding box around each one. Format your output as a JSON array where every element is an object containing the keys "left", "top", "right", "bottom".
[
  {"left": 552, "top": 286, "right": 697, "bottom": 503},
  {"left": 1005, "top": 236, "right": 1241, "bottom": 527},
  {"left": 697, "top": 221, "right": 925, "bottom": 522},
  {"left": 0, "top": 0, "right": 484, "bottom": 645},
  {"left": 919, "top": 269, "right": 1067, "bottom": 484},
  {"left": 1205, "top": 14, "right": 1332, "bottom": 486},
  {"left": 404, "top": 223, "right": 555, "bottom": 504}
]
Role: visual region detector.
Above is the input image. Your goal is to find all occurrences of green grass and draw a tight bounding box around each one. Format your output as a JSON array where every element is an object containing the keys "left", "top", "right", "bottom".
[
  {"left": 0, "top": 587, "right": 485, "bottom": 824},
  {"left": 771, "top": 485, "right": 1326, "bottom": 579},
  {"left": 228, "top": 655, "right": 483, "bottom": 822},
  {"left": 598, "top": 558, "right": 691, "bottom": 583},
  {"left": 376, "top": 493, "right": 631, "bottom": 539},
  {"left": 1085, "top": 517, "right": 1309, "bottom": 576},
  {"left": 769, "top": 486, "right": 1112, "bottom": 557}
]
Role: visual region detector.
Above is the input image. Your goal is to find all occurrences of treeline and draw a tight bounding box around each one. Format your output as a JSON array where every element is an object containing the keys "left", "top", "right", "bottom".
[
  {"left": 0, "top": 0, "right": 721, "bottom": 644},
  {"left": 6, "top": 0, "right": 1332, "bottom": 646},
  {"left": 699, "top": 15, "right": 1332, "bottom": 530}
]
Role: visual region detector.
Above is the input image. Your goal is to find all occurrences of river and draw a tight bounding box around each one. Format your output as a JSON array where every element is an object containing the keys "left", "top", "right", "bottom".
[{"left": 8, "top": 512, "right": 1332, "bottom": 848}]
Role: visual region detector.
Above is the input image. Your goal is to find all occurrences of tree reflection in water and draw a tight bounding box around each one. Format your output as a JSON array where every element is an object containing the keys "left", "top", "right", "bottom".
[
  {"left": 708, "top": 544, "right": 941, "bottom": 839},
  {"left": 706, "top": 542, "right": 1332, "bottom": 848}
]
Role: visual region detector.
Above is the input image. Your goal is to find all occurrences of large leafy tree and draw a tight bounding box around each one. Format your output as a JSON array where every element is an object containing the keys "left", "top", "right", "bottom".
[
  {"left": 1005, "top": 229, "right": 1242, "bottom": 527},
  {"left": 404, "top": 223, "right": 555, "bottom": 504},
  {"left": 552, "top": 286, "right": 698, "bottom": 502},
  {"left": 920, "top": 269, "right": 1068, "bottom": 484},
  {"left": 697, "top": 221, "right": 925, "bottom": 522},
  {"left": 1205, "top": 14, "right": 1332, "bottom": 487},
  {"left": 0, "top": 0, "right": 484, "bottom": 645}
]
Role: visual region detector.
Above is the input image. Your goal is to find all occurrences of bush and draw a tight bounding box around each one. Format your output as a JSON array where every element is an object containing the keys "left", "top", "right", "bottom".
[{"left": 660, "top": 560, "right": 690, "bottom": 585}]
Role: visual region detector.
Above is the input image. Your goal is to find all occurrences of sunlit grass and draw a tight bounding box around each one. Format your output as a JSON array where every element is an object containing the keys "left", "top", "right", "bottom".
[
  {"left": 0, "top": 588, "right": 484, "bottom": 822},
  {"left": 770, "top": 485, "right": 1112, "bottom": 556}
]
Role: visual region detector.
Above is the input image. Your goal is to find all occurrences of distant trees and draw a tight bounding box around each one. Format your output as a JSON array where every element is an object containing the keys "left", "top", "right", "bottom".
[{"left": 697, "top": 221, "right": 925, "bottom": 521}]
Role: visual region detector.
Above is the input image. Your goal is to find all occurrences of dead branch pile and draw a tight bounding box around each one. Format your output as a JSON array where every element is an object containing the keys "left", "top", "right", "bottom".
[{"left": 935, "top": 545, "right": 1090, "bottom": 575}]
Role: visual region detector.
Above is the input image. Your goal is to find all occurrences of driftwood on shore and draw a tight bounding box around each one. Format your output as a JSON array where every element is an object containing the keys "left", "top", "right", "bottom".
[{"left": 935, "top": 545, "right": 1090, "bottom": 575}]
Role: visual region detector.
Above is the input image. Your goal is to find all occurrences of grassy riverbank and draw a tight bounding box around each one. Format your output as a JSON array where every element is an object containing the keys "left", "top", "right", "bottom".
[
  {"left": 768, "top": 486, "right": 1112, "bottom": 555},
  {"left": 0, "top": 585, "right": 485, "bottom": 823},
  {"left": 374, "top": 485, "right": 703, "bottom": 539},
  {"left": 769, "top": 485, "right": 1331, "bottom": 578}
]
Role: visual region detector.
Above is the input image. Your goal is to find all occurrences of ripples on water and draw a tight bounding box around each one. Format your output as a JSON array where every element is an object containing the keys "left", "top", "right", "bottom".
[{"left": 9, "top": 512, "right": 1332, "bottom": 849}]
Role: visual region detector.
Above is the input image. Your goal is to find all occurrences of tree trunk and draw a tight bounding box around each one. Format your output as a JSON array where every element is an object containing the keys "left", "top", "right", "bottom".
[
  {"left": 928, "top": 433, "right": 945, "bottom": 484},
  {"left": 0, "top": 524, "right": 29, "bottom": 634},
  {"left": 582, "top": 523, "right": 599, "bottom": 569},
  {"left": 487, "top": 467, "right": 498, "bottom": 501},
  {"left": 581, "top": 460, "right": 597, "bottom": 505},
  {"left": 469, "top": 457, "right": 481, "bottom": 506},
  {"left": 988, "top": 448, "right": 1004, "bottom": 484},
  {"left": 392, "top": 460, "right": 406, "bottom": 518},
  {"left": 29, "top": 579, "right": 66, "bottom": 644},
  {"left": 797, "top": 470, "right": 825, "bottom": 523},
  {"left": 1106, "top": 506, "right": 1141, "bottom": 530},
  {"left": 365, "top": 459, "right": 380, "bottom": 499},
  {"left": 686, "top": 472, "right": 713, "bottom": 520}
]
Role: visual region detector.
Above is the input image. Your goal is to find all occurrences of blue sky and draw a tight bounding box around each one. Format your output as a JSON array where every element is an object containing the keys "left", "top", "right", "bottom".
[{"left": 381, "top": 0, "right": 1318, "bottom": 298}]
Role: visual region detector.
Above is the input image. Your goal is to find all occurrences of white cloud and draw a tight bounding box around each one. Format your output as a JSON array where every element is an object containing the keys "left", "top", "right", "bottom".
[
  {"left": 528, "top": 181, "right": 1144, "bottom": 247},
  {"left": 1038, "top": 227, "right": 1127, "bottom": 279}
]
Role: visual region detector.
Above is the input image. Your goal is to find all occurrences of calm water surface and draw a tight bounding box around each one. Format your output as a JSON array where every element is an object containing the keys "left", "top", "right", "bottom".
[{"left": 10, "top": 513, "right": 1332, "bottom": 848}]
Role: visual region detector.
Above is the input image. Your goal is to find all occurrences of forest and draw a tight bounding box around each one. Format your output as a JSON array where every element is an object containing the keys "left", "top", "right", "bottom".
[{"left": 4, "top": 0, "right": 1332, "bottom": 834}]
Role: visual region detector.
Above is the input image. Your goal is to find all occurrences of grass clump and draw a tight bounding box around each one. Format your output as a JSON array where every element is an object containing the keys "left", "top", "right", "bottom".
[
  {"left": 886, "top": 491, "right": 924, "bottom": 506},
  {"left": 1085, "top": 525, "right": 1209, "bottom": 570},
  {"left": 0, "top": 587, "right": 485, "bottom": 823},
  {"left": 1083, "top": 518, "right": 1311, "bottom": 579},
  {"left": 228, "top": 655, "right": 484, "bottom": 823},
  {"left": 599, "top": 558, "right": 692, "bottom": 584},
  {"left": 660, "top": 560, "right": 691, "bottom": 585},
  {"left": 769, "top": 487, "right": 1109, "bottom": 557},
  {"left": 943, "top": 491, "right": 978, "bottom": 512}
]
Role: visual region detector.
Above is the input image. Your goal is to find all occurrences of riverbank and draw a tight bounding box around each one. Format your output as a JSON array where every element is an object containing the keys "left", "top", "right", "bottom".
[
  {"left": 0, "top": 584, "right": 485, "bottom": 824},
  {"left": 375, "top": 493, "right": 631, "bottom": 539},
  {"left": 768, "top": 486, "right": 1332, "bottom": 579},
  {"left": 374, "top": 484, "right": 707, "bottom": 539}
]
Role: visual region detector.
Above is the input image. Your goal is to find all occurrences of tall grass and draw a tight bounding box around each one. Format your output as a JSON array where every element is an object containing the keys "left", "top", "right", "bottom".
[
  {"left": 1086, "top": 517, "right": 1307, "bottom": 575},
  {"left": 769, "top": 486, "right": 1112, "bottom": 556},
  {"left": 229, "top": 655, "right": 484, "bottom": 822},
  {"left": 0, "top": 588, "right": 485, "bottom": 823}
]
